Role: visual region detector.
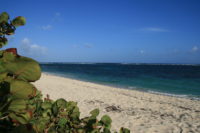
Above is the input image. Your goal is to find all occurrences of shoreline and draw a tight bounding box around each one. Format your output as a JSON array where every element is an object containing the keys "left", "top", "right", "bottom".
[
  {"left": 33, "top": 73, "right": 200, "bottom": 132},
  {"left": 42, "top": 72, "right": 200, "bottom": 101}
]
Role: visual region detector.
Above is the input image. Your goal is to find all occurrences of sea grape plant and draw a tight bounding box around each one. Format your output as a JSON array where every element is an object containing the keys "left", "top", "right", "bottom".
[{"left": 0, "top": 12, "right": 130, "bottom": 133}]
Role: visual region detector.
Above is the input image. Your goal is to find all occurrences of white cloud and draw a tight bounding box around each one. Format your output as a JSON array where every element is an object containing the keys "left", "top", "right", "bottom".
[
  {"left": 140, "top": 27, "right": 169, "bottom": 32},
  {"left": 191, "top": 46, "right": 198, "bottom": 52},
  {"left": 42, "top": 24, "right": 52, "bottom": 30},
  {"left": 21, "top": 38, "right": 30, "bottom": 44},
  {"left": 84, "top": 43, "right": 93, "bottom": 48},
  {"left": 20, "top": 38, "right": 47, "bottom": 56},
  {"left": 40, "top": 12, "right": 61, "bottom": 30},
  {"left": 52, "top": 12, "right": 61, "bottom": 22},
  {"left": 139, "top": 50, "right": 145, "bottom": 54}
]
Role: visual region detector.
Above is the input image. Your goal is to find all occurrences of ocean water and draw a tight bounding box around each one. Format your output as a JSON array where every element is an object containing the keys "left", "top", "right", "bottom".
[{"left": 40, "top": 63, "right": 200, "bottom": 99}]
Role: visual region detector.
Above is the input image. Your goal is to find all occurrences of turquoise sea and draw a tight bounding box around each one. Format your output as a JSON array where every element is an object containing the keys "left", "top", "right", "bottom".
[{"left": 40, "top": 63, "right": 200, "bottom": 100}]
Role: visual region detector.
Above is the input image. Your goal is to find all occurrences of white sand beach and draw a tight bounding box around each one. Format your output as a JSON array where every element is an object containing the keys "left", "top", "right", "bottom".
[{"left": 33, "top": 73, "right": 200, "bottom": 133}]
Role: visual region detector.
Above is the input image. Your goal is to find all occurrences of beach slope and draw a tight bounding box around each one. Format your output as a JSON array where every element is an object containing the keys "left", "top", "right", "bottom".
[{"left": 33, "top": 73, "right": 200, "bottom": 133}]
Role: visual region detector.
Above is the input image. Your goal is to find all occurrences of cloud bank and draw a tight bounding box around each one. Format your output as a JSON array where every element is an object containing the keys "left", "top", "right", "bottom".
[
  {"left": 42, "top": 25, "right": 52, "bottom": 30},
  {"left": 20, "top": 38, "right": 47, "bottom": 56},
  {"left": 140, "top": 27, "right": 169, "bottom": 32},
  {"left": 191, "top": 46, "right": 199, "bottom": 52}
]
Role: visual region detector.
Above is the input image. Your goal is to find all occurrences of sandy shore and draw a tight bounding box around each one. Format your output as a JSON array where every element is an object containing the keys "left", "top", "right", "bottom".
[{"left": 33, "top": 73, "right": 200, "bottom": 133}]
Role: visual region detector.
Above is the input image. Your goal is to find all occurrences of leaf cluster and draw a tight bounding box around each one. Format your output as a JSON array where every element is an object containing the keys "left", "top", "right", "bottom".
[{"left": 0, "top": 12, "right": 26, "bottom": 48}]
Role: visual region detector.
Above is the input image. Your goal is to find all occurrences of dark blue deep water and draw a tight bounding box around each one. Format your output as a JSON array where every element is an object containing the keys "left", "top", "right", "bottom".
[{"left": 40, "top": 63, "right": 200, "bottom": 99}]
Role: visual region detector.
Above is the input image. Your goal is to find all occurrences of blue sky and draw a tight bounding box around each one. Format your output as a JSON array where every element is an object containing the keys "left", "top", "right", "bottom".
[{"left": 1, "top": 0, "right": 200, "bottom": 64}]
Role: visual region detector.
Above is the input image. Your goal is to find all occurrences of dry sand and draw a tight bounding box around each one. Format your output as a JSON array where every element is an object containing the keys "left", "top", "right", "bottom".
[{"left": 33, "top": 73, "right": 200, "bottom": 133}]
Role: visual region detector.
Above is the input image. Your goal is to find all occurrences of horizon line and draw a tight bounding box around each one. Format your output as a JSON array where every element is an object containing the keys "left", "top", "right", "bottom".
[{"left": 39, "top": 62, "right": 200, "bottom": 66}]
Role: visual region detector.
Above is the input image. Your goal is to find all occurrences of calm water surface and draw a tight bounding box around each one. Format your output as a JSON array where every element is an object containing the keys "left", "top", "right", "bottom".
[{"left": 40, "top": 63, "right": 200, "bottom": 99}]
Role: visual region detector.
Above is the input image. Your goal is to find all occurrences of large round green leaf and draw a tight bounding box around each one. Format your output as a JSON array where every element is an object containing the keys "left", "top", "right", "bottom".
[
  {"left": 10, "top": 80, "right": 37, "bottom": 99},
  {"left": 0, "top": 12, "right": 9, "bottom": 23},
  {"left": 8, "top": 99, "right": 27, "bottom": 113},
  {"left": 11, "top": 16, "right": 26, "bottom": 27},
  {"left": 90, "top": 108, "right": 99, "bottom": 118},
  {"left": 100, "top": 115, "right": 112, "bottom": 129},
  {"left": 9, "top": 113, "right": 29, "bottom": 124},
  {"left": 55, "top": 98, "right": 67, "bottom": 108},
  {"left": 3, "top": 55, "right": 41, "bottom": 82}
]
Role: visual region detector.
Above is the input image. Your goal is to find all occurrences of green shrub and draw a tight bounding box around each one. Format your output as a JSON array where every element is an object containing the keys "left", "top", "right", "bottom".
[{"left": 0, "top": 12, "right": 130, "bottom": 133}]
